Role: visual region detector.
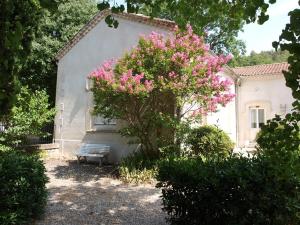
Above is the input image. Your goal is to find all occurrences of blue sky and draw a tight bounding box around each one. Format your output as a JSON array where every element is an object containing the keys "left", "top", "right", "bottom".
[
  {"left": 238, "top": 0, "right": 298, "bottom": 54},
  {"left": 114, "top": 0, "right": 298, "bottom": 54}
]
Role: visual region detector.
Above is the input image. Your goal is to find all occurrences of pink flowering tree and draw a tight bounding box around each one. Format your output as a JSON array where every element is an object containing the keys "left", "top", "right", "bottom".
[{"left": 90, "top": 25, "right": 234, "bottom": 158}]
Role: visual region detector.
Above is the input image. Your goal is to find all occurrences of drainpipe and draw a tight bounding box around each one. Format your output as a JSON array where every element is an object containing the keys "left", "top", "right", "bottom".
[
  {"left": 59, "top": 103, "right": 64, "bottom": 158},
  {"left": 235, "top": 77, "right": 241, "bottom": 148}
]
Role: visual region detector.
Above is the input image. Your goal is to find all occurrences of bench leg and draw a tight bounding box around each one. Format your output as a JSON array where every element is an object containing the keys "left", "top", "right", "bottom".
[
  {"left": 77, "top": 156, "right": 80, "bottom": 164},
  {"left": 99, "top": 158, "right": 102, "bottom": 167},
  {"left": 104, "top": 154, "right": 108, "bottom": 164}
]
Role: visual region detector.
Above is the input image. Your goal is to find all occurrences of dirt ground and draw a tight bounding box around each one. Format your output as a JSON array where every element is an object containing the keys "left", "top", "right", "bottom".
[{"left": 35, "top": 159, "right": 167, "bottom": 225}]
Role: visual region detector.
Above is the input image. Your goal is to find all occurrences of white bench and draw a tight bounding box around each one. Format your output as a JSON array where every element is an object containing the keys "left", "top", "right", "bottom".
[{"left": 76, "top": 144, "right": 110, "bottom": 166}]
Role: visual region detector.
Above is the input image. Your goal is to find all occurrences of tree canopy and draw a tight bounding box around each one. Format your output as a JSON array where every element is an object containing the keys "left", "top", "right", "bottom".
[
  {"left": 0, "top": 0, "right": 56, "bottom": 117},
  {"left": 98, "top": 0, "right": 278, "bottom": 57},
  {"left": 0, "top": 0, "right": 97, "bottom": 116},
  {"left": 230, "top": 50, "right": 290, "bottom": 67},
  {"left": 273, "top": 4, "right": 300, "bottom": 107},
  {"left": 19, "top": 0, "right": 98, "bottom": 105}
]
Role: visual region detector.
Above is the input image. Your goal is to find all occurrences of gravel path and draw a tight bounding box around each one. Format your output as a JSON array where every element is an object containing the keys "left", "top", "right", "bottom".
[{"left": 35, "top": 159, "right": 167, "bottom": 225}]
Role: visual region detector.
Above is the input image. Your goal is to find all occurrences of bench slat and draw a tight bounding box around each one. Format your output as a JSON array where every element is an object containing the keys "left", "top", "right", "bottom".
[
  {"left": 77, "top": 153, "right": 108, "bottom": 157},
  {"left": 76, "top": 143, "right": 111, "bottom": 166}
]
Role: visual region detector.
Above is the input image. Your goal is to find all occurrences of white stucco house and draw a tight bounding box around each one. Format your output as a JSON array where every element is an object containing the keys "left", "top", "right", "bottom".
[
  {"left": 54, "top": 10, "right": 294, "bottom": 162},
  {"left": 207, "top": 62, "right": 293, "bottom": 150}
]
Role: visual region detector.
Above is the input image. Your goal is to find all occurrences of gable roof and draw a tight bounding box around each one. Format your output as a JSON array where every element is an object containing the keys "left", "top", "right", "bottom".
[
  {"left": 55, "top": 9, "right": 176, "bottom": 61},
  {"left": 232, "top": 62, "right": 289, "bottom": 77}
]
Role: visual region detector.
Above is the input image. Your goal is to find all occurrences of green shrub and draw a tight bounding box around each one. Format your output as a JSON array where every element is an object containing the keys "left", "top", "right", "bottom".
[
  {"left": 157, "top": 156, "right": 300, "bottom": 225},
  {"left": 0, "top": 144, "right": 13, "bottom": 152},
  {"left": 255, "top": 112, "right": 300, "bottom": 185},
  {"left": 119, "top": 152, "right": 158, "bottom": 184},
  {"left": 0, "top": 149, "right": 48, "bottom": 225},
  {"left": 256, "top": 113, "right": 300, "bottom": 157},
  {"left": 186, "top": 125, "right": 234, "bottom": 159},
  {"left": 0, "top": 86, "right": 56, "bottom": 147}
]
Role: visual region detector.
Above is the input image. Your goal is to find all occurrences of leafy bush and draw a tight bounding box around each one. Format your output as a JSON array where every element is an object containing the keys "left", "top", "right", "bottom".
[
  {"left": 0, "top": 149, "right": 48, "bottom": 225},
  {"left": 256, "top": 113, "right": 300, "bottom": 156},
  {"left": 186, "top": 125, "right": 234, "bottom": 158},
  {"left": 0, "top": 86, "right": 56, "bottom": 147},
  {"left": 0, "top": 144, "right": 12, "bottom": 152},
  {"left": 255, "top": 112, "right": 300, "bottom": 188},
  {"left": 119, "top": 152, "right": 158, "bottom": 184},
  {"left": 157, "top": 156, "right": 300, "bottom": 225}
]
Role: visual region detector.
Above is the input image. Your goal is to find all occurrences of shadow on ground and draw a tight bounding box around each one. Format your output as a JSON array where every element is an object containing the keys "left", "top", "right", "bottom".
[
  {"left": 35, "top": 159, "right": 167, "bottom": 225},
  {"left": 49, "top": 159, "right": 118, "bottom": 182}
]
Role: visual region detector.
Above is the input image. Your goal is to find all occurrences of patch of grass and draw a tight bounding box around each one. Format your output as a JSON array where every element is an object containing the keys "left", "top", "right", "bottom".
[
  {"left": 120, "top": 166, "right": 158, "bottom": 184},
  {"left": 37, "top": 149, "right": 48, "bottom": 159},
  {"left": 119, "top": 152, "right": 158, "bottom": 184}
]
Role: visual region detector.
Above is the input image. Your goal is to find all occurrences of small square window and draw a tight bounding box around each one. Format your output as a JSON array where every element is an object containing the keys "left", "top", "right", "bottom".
[
  {"left": 91, "top": 115, "right": 117, "bottom": 131},
  {"left": 93, "top": 116, "right": 116, "bottom": 126}
]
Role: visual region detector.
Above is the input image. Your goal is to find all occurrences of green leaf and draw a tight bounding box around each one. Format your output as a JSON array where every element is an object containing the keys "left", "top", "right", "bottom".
[
  {"left": 272, "top": 41, "right": 279, "bottom": 50},
  {"left": 119, "top": 5, "right": 125, "bottom": 12},
  {"left": 258, "top": 13, "right": 269, "bottom": 25},
  {"left": 97, "top": 1, "right": 110, "bottom": 11},
  {"left": 113, "top": 20, "right": 119, "bottom": 28},
  {"left": 111, "top": 6, "right": 119, "bottom": 14},
  {"left": 105, "top": 15, "right": 114, "bottom": 27}
]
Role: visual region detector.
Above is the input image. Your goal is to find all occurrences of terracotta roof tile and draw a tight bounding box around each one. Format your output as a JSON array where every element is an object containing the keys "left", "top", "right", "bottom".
[
  {"left": 232, "top": 62, "right": 289, "bottom": 76},
  {"left": 55, "top": 10, "right": 176, "bottom": 60}
]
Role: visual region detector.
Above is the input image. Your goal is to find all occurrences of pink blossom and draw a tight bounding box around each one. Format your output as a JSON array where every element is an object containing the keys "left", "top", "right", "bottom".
[
  {"left": 186, "top": 24, "right": 193, "bottom": 36},
  {"left": 89, "top": 24, "right": 234, "bottom": 114},
  {"left": 133, "top": 73, "right": 144, "bottom": 85},
  {"left": 118, "top": 85, "right": 126, "bottom": 92},
  {"left": 148, "top": 32, "right": 166, "bottom": 50},
  {"left": 144, "top": 80, "right": 154, "bottom": 92},
  {"left": 89, "top": 60, "right": 115, "bottom": 84},
  {"left": 171, "top": 52, "right": 189, "bottom": 65},
  {"left": 120, "top": 70, "right": 132, "bottom": 85},
  {"left": 168, "top": 71, "right": 177, "bottom": 79}
]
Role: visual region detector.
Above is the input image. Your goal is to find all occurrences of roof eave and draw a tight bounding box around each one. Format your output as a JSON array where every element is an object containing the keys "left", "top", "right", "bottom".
[
  {"left": 224, "top": 65, "right": 239, "bottom": 80},
  {"left": 239, "top": 72, "right": 285, "bottom": 78}
]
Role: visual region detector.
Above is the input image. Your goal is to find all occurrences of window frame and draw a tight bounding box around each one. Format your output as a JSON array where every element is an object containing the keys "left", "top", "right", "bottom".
[
  {"left": 249, "top": 107, "right": 265, "bottom": 129},
  {"left": 85, "top": 81, "right": 117, "bottom": 132},
  {"left": 90, "top": 109, "right": 117, "bottom": 131},
  {"left": 93, "top": 116, "right": 116, "bottom": 126}
]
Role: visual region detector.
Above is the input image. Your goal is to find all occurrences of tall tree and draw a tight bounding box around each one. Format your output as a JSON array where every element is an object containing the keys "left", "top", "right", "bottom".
[
  {"left": 0, "top": 0, "right": 56, "bottom": 117},
  {"left": 273, "top": 3, "right": 300, "bottom": 108},
  {"left": 19, "top": 0, "right": 98, "bottom": 105},
  {"left": 98, "top": 0, "right": 278, "bottom": 56},
  {"left": 138, "top": 1, "right": 247, "bottom": 56}
]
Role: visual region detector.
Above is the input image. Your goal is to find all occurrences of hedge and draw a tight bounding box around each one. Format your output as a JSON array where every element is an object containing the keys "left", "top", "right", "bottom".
[
  {"left": 157, "top": 156, "right": 300, "bottom": 225},
  {"left": 0, "top": 149, "right": 48, "bottom": 225}
]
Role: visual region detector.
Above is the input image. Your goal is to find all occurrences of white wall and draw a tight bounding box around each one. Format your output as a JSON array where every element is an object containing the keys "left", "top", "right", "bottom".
[
  {"left": 206, "top": 72, "right": 237, "bottom": 143},
  {"left": 237, "top": 75, "right": 294, "bottom": 147},
  {"left": 55, "top": 18, "right": 171, "bottom": 162}
]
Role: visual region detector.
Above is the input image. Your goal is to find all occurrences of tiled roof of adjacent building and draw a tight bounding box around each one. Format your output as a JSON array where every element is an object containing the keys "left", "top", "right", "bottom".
[
  {"left": 232, "top": 62, "right": 289, "bottom": 77},
  {"left": 55, "top": 10, "right": 176, "bottom": 60}
]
